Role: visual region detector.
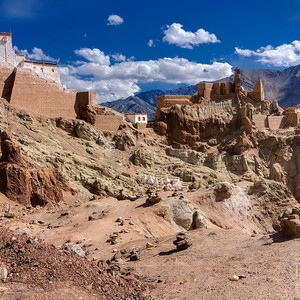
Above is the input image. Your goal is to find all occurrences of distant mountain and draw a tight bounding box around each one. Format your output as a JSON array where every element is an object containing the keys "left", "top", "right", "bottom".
[
  {"left": 102, "top": 65, "right": 300, "bottom": 120},
  {"left": 101, "top": 85, "right": 198, "bottom": 120}
]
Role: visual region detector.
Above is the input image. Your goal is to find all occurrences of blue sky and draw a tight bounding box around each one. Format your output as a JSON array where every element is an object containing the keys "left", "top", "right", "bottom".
[{"left": 1, "top": 0, "right": 300, "bottom": 102}]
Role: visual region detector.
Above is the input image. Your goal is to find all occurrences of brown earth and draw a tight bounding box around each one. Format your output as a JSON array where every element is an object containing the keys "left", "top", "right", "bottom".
[{"left": 0, "top": 97, "right": 300, "bottom": 299}]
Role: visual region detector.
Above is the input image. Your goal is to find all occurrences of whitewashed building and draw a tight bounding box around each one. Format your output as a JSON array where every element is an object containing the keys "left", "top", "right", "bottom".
[
  {"left": 125, "top": 113, "right": 148, "bottom": 124},
  {"left": 0, "top": 32, "right": 61, "bottom": 84}
]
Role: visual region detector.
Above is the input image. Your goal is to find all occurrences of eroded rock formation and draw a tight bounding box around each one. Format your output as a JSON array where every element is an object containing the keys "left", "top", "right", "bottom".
[{"left": 0, "top": 131, "right": 63, "bottom": 206}]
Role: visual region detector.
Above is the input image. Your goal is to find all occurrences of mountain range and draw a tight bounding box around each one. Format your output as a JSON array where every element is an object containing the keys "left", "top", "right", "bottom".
[{"left": 102, "top": 64, "right": 300, "bottom": 120}]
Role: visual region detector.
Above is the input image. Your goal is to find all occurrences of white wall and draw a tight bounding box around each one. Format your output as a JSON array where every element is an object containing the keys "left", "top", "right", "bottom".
[
  {"left": 126, "top": 114, "right": 147, "bottom": 124},
  {"left": 23, "top": 61, "right": 61, "bottom": 84},
  {"left": 0, "top": 33, "right": 61, "bottom": 84},
  {"left": 0, "top": 35, "right": 17, "bottom": 66}
]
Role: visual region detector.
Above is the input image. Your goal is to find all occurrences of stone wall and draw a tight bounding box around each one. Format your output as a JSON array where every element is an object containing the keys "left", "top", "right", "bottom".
[
  {"left": 94, "top": 115, "right": 123, "bottom": 131},
  {"left": 253, "top": 114, "right": 285, "bottom": 130},
  {"left": 10, "top": 68, "right": 77, "bottom": 119},
  {"left": 198, "top": 82, "right": 228, "bottom": 99},
  {"left": 248, "top": 80, "right": 264, "bottom": 102},
  {"left": 253, "top": 115, "right": 267, "bottom": 129},
  {"left": 285, "top": 108, "right": 300, "bottom": 127},
  {"left": 267, "top": 116, "right": 285, "bottom": 130}
]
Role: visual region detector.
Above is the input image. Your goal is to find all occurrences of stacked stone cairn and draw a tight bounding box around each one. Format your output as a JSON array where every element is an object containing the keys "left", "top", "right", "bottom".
[{"left": 173, "top": 232, "right": 192, "bottom": 251}]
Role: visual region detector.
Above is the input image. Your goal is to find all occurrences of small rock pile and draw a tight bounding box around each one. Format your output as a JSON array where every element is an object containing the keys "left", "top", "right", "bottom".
[
  {"left": 173, "top": 232, "right": 192, "bottom": 251},
  {"left": 107, "top": 232, "right": 119, "bottom": 245},
  {"left": 146, "top": 191, "right": 162, "bottom": 205},
  {"left": 129, "top": 248, "right": 140, "bottom": 261},
  {"left": 279, "top": 207, "right": 300, "bottom": 237}
]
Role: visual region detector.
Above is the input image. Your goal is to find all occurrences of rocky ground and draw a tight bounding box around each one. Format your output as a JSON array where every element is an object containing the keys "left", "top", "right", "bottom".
[{"left": 0, "top": 97, "right": 300, "bottom": 299}]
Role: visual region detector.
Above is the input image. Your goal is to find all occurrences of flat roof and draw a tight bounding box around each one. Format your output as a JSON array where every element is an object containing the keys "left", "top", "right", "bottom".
[
  {"left": 125, "top": 113, "right": 147, "bottom": 116},
  {"left": 24, "top": 60, "right": 58, "bottom": 66},
  {"left": 0, "top": 33, "right": 12, "bottom": 36}
]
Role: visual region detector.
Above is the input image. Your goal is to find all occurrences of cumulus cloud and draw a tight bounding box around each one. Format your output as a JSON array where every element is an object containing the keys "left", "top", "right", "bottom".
[
  {"left": 74, "top": 48, "right": 110, "bottom": 65},
  {"left": 112, "top": 53, "right": 126, "bottom": 62},
  {"left": 60, "top": 47, "right": 232, "bottom": 102},
  {"left": 107, "top": 14, "right": 124, "bottom": 26},
  {"left": 162, "top": 23, "right": 220, "bottom": 49},
  {"left": 14, "top": 46, "right": 56, "bottom": 62},
  {"left": 235, "top": 41, "right": 300, "bottom": 67},
  {"left": 148, "top": 39, "right": 155, "bottom": 47}
]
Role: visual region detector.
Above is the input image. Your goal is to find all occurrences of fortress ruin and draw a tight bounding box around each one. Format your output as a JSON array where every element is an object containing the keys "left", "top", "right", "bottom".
[
  {"left": 156, "top": 67, "right": 300, "bottom": 131},
  {"left": 0, "top": 33, "right": 123, "bottom": 131}
]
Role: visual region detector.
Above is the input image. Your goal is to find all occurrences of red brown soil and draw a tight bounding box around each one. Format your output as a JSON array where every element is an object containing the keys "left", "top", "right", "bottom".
[
  {"left": 0, "top": 225, "right": 149, "bottom": 299},
  {"left": 128, "top": 230, "right": 300, "bottom": 300},
  {"left": 3, "top": 193, "right": 299, "bottom": 300}
]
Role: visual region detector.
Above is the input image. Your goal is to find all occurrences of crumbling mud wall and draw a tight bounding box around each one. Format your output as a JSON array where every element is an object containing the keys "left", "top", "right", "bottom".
[{"left": 155, "top": 95, "right": 193, "bottom": 120}]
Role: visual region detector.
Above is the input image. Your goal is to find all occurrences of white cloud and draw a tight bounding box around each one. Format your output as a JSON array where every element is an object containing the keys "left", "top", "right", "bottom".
[
  {"left": 111, "top": 53, "right": 126, "bottom": 62},
  {"left": 162, "top": 23, "right": 220, "bottom": 49},
  {"left": 235, "top": 41, "right": 300, "bottom": 67},
  {"left": 107, "top": 14, "right": 124, "bottom": 26},
  {"left": 14, "top": 46, "right": 56, "bottom": 62},
  {"left": 74, "top": 48, "right": 110, "bottom": 65},
  {"left": 148, "top": 39, "right": 154, "bottom": 47},
  {"left": 60, "top": 47, "right": 233, "bottom": 102}
]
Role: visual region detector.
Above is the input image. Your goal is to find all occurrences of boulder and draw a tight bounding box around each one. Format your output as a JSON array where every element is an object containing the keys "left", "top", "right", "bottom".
[
  {"left": 114, "top": 131, "right": 135, "bottom": 151},
  {"left": 213, "top": 182, "right": 233, "bottom": 201},
  {"left": 163, "top": 198, "right": 194, "bottom": 231},
  {"left": 279, "top": 206, "right": 300, "bottom": 237},
  {"left": 0, "top": 267, "right": 8, "bottom": 281},
  {"left": 269, "top": 163, "right": 285, "bottom": 183},
  {"left": 67, "top": 244, "right": 86, "bottom": 258},
  {"left": 280, "top": 218, "right": 300, "bottom": 237},
  {"left": 192, "top": 210, "right": 208, "bottom": 229},
  {"left": 56, "top": 117, "right": 74, "bottom": 133},
  {"left": 166, "top": 148, "right": 205, "bottom": 165},
  {"left": 130, "top": 150, "right": 154, "bottom": 168}
]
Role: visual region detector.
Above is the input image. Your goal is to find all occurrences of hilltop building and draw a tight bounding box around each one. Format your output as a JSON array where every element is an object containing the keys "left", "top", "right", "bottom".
[
  {"left": 0, "top": 33, "right": 60, "bottom": 84},
  {"left": 0, "top": 32, "right": 124, "bottom": 132},
  {"left": 125, "top": 113, "right": 147, "bottom": 124},
  {"left": 125, "top": 113, "right": 148, "bottom": 130}
]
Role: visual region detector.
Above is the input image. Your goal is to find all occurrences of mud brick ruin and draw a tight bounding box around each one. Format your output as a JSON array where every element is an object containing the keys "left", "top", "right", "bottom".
[
  {"left": 0, "top": 33, "right": 123, "bottom": 131},
  {"left": 156, "top": 67, "right": 300, "bottom": 131}
]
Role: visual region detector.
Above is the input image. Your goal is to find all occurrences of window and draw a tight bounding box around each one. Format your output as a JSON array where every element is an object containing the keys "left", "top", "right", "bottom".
[
  {"left": 142, "top": 117, "right": 146, "bottom": 121},
  {"left": 52, "top": 68, "right": 55, "bottom": 72},
  {"left": 138, "top": 117, "right": 141, "bottom": 121}
]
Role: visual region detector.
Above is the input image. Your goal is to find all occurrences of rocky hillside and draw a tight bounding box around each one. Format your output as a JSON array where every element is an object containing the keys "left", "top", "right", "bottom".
[
  {"left": 102, "top": 65, "right": 300, "bottom": 119},
  {"left": 1, "top": 95, "right": 300, "bottom": 299}
]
